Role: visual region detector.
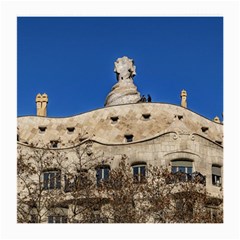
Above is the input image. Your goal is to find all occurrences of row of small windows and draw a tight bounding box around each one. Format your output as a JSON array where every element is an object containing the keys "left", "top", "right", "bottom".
[
  {"left": 33, "top": 204, "right": 217, "bottom": 224},
  {"left": 18, "top": 134, "right": 222, "bottom": 146},
  {"left": 171, "top": 161, "right": 221, "bottom": 186},
  {"left": 31, "top": 214, "right": 68, "bottom": 223},
  {"left": 48, "top": 214, "right": 108, "bottom": 224},
  {"left": 37, "top": 114, "right": 151, "bottom": 135},
  {"left": 49, "top": 134, "right": 134, "bottom": 148},
  {"left": 18, "top": 115, "right": 221, "bottom": 146},
  {"left": 42, "top": 164, "right": 146, "bottom": 190},
  {"left": 20, "top": 128, "right": 221, "bottom": 147},
  {"left": 39, "top": 127, "right": 75, "bottom": 134},
  {"left": 111, "top": 114, "right": 151, "bottom": 124},
  {"left": 32, "top": 202, "right": 219, "bottom": 224},
  {"left": 42, "top": 161, "right": 222, "bottom": 190},
  {"left": 37, "top": 118, "right": 212, "bottom": 132},
  {"left": 31, "top": 211, "right": 108, "bottom": 223},
  {"left": 110, "top": 113, "right": 216, "bottom": 123},
  {"left": 48, "top": 215, "right": 68, "bottom": 223},
  {"left": 42, "top": 136, "right": 134, "bottom": 149}
]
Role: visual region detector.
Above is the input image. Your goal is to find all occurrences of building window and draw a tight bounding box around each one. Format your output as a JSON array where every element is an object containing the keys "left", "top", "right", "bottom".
[
  {"left": 171, "top": 160, "right": 193, "bottom": 182},
  {"left": 201, "top": 126, "right": 209, "bottom": 133},
  {"left": 142, "top": 113, "right": 151, "bottom": 120},
  {"left": 206, "top": 206, "right": 222, "bottom": 223},
  {"left": 48, "top": 215, "right": 68, "bottom": 223},
  {"left": 17, "top": 134, "right": 19, "bottom": 141},
  {"left": 39, "top": 126, "right": 47, "bottom": 133},
  {"left": 215, "top": 140, "right": 222, "bottom": 145},
  {"left": 212, "top": 165, "right": 221, "bottom": 186},
  {"left": 125, "top": 134, "right": 133, "bottom": 142},
  {"left": 132, "top": 164, "right": 146, "bottom": 183},
  {"left": 67, "top": 127, "right": 75, "bottom": 133},
  {"left": 43, "top": 170, "right": 61, "bottom": 190},
  {"left": 110, "top": 116, "right": 119, "bottom": 124},
  {"left": 177, "top": 115, "right": 183, "bottom": 120},
  {"left": 50, "top": 140, "right": 59, "bottom": 148},
  {"left": 96, "top": 166, "right": 110, "bottom": 186},
  {"left": 171, "top": 160, "right": 193, "bottom": 174}
]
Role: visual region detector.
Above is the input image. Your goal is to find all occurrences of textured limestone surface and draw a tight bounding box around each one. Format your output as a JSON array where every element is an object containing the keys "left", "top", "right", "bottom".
[
  {"left": 18, "top": 101, "right": 223, "bottom": 198},
  {"left": 18, "top": 102, "right": 223, "bottom": 147}
]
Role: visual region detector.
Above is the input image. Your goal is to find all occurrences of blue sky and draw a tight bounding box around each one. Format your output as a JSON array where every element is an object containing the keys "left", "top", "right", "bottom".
[{"left": 17, "top": 17, "right": 223, "bottom": 121}]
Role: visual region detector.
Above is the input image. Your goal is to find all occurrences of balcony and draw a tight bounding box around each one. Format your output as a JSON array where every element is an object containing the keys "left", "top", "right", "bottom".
[{"left": 166, "top": 171, "right": 206, "bottom": 185}]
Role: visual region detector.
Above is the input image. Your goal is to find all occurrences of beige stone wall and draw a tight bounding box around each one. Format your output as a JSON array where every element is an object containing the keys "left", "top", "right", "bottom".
[
  {"left": 89, "top": 132, "right": 222, "bottom": 197},
  {"left": 17, "top": 102, "right": 223, "bottom": 147},
  {"left": 17, "top": 102, "right": 223, "bottom": 202}
]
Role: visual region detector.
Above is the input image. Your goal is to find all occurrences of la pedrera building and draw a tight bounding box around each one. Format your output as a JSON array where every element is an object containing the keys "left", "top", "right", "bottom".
[{"left": 17, "top": 56, "right": 223, "bottom": 223}]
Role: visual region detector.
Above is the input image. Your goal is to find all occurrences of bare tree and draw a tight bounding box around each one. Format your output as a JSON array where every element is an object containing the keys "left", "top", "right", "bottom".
[
  {"left": 17, "top": 143, "right": 223, "bottom": 223},
  {"left": 17, "top": 144, "right": 68, "bottom": 223}
]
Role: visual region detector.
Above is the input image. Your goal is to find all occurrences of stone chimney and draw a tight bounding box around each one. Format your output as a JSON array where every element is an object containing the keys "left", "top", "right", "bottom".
[
  {"left": 181, "top": 89, "right": 187, "bottom": 108},
  {"left": 36, "top": 93, "right": 48, "bottom": 117}
]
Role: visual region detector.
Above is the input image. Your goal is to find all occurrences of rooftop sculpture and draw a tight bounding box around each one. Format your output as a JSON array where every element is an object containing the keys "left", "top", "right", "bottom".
[
  {"left": 114, "top": 56, "right": 136, "bottom": 82},
  {"left": 36, "top": 93, "right": 48, "bottom": 117},
  {"left": 105, "top": 56, "right": 141, "bottom": 107}
]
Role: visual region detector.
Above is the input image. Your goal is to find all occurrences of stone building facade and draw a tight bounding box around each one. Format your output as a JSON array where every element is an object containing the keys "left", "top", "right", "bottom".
[{"left": 17, "top": 56, "right": 223, "bottom": 223}]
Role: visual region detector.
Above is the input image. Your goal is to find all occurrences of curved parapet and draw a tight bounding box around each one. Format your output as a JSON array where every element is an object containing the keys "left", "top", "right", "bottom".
[{"left": 17, "top": 102, "right": 223, "bottom": 147}]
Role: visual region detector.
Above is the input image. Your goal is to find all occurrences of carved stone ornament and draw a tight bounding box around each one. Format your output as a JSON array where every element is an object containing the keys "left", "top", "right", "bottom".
[
  {"left": 114, "top": 56, "right": 136, "bottom": 82},
  {"left": 173, "top": 133, "right": 178, "bottom": 140},
  {"left": 105, "top": 56, "right": 141, "bottom": 107}
]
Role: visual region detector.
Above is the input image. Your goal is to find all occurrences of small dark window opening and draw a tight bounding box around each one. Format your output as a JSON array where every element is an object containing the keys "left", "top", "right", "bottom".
[
  {"left": 201, "top": 127, "right": 209, "bottom": 133},
  {"left": 39, "top": 126, "right": 47, "bottom": 133},
  {"left": 125, "top": 134, "right": 133, "bottom": 142},
  {"left": 215, "top": 140, "right": 222, "bottom": 145},
  {"left": 67, "top": 127, "right": 75, "bottom": 133},
  {"left": 50, "top": 140, "right": 59, "bottom": 148},
  {"left": 79, "top": 137, "right": 87, "bottom": 142},
  {"left": 178, "top": 115, "right": 183, "bottom": 120},
  {"left": 17, "top": 134, "right": 19, "bottom": 141},
  {"left": 111, "top": 116, "right": 119, "bottom": 123},
  {"left": 96, "top": 166, "right": 110, "bottom": 186},
  {"left": 142, "top": 113, "right": 151, "bottom": 120}
]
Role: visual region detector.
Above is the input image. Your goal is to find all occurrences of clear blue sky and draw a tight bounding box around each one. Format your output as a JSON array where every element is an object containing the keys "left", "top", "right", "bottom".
[{"left": 17, "top": 17, "right": 223, "bottom": 120}]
